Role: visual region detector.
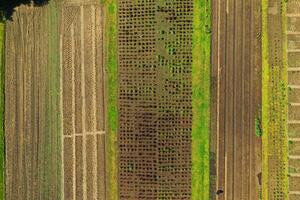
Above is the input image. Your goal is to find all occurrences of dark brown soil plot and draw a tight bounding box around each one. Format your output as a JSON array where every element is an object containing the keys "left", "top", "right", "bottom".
[
  {"left": 118, "top": 0, "right": 193, "bottom": 199},
  {"left": 211, "top": 0, "right": 262, "bottom": 199}
]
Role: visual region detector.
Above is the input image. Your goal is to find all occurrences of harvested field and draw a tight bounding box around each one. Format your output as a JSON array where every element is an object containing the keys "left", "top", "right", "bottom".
[
  {"left": 287, "top": 0, "right": 300, "bottom": 199},
  {"left": 118, "top": 0, "right": 193, "bottom": 199},
  {"left": 5, "top": 4, "right": 61, "bottom": 199},
  {"left": 211, "top": 0, "right": 262, "bottom": 199},
  {"left": 262, "top": 0, "right": 289, "bottom": 199},
  {"left": 60, "top": 2, "right": 106, "bottom": 199}
]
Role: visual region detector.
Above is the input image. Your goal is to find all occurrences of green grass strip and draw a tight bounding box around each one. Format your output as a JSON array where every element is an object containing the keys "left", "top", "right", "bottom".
[
  {"left": 0, "top": 21, "right": 5, "bottom": 200},
  {"left": 103, "top": 0, "right": 118, "bottom": 199},
  {"left": 261, "top": 0, "right": 269, "bottom": 199},
  {"left": 192, "top": 0, "right": 211, "bottom": 199},
  {"left": 46, "top": 1, "right": 61, "bottom": 199}
]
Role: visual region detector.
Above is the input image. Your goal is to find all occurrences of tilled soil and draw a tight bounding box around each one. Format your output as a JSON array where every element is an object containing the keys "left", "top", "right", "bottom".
[
  {"left": 211, "top": 0, "right": 262, "bottom": 199},
  {"left": 5, "top": 4, "right": 61, "bottom": 199},
  {"left": 60, "top": 2, "right": 106, "bottom": 199},
  {"left": 5, "top": 1, "right": 106, "bottom": 199},
  {"left": 118, "top": 0, "right": 193, "bottom": 199}
]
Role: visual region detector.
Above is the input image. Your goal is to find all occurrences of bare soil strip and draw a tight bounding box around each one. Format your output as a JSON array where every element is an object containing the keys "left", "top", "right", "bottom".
[
  {"left": 212, "top": 0, "right": 262, "bottom": 199},
  {"left": 61, "top": 2, "right": 106, "bottom": 199}
]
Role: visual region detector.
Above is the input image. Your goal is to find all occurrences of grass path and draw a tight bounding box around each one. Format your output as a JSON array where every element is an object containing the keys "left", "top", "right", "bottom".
[
  {"left": 103, "top": 0, "right": 118, "bottom": 199},
  {"left": 192, "top": 0, "right": 211, "bottom": 199}
]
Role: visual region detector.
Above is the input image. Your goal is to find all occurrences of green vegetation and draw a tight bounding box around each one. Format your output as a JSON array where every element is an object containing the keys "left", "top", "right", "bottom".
[
  {"left": 46, "top": 1, "right": 61, "bottom": 199},
  {"left": 103, "top": 0, "right": 118, "bottom": 199},
  {"left": 262, "top": 0, "right": 288, "bottom": 199},
  {"left": 0, "top": 21, "right": 4, "bottom": 200},
  {"left": 255, "top": 110, "right": 262, "bottom": 137},
  {"left": 255, "top": 117, "right": 262, "bottom": 137},
  {"left": 192, "top": 0, "right": 211, "bottom": 199},
  {"left": 261, "top": 1, "right": 269, "bottom": 199}
]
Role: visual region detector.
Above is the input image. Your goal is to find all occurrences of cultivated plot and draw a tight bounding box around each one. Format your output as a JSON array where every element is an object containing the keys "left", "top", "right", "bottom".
[{"left": 60, "top": 2, "right": 106, "bottom": 199}]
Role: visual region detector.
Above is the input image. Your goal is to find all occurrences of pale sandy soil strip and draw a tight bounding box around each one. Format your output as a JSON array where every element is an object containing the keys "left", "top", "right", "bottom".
[
  {"left": 288, "top": 68, "right": 300, "bottom": 72},
  {"left": 289, "top": 155, "right": 300, "bottom": 159},
  {"left": 63, "top": 131, "right": 106, "bottom": 138},
  {"left": 289, "top": 138, "right": 300, "bottom": 142},
  {"left": 60, "top": 17, "right": 65, "bottom": 199},
  {"left": 286, "top": 14, "right": 300, "bottom": 17},
  {"left": 288, "top": 120, "right": 300, "bottom": 124},
  {"left": 290, "top": 103, "right": 300, "bottom": 106},
  {"left": 80, "top": 5, "right": 87, "bottom": 200},
  {"left": 287, "top": 31, "right": 300, "bottom": 35},
  {"left": 289, "top": 173, "right": 300, "bottom": 177},
  {"left": 91, "top": 5, "right": 98, "bottom": 199},
  {"left": 92, "top": 5, "right": 97, "bottom": 132},
  {"left": 288, "top": 85, "right": 300, "bottom": 89},
  {"left": 71, "top": 22, "right": 76, "bottom": 200},
  {"left": 289, "top": 191, "right": 300, "bottom": 195},
  {"left": 287, "top": 49, "right": 300, "bottom": 52}
]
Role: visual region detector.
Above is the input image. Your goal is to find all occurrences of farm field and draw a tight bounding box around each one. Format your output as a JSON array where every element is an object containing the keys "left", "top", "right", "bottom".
[
  {"left": 4, "top": 1, "right": 110, "bottom": 199},
  {"left": 5, "top": 6, "right": 59, "bottom": 199},
  {"left": 5, "top": 4, "right": 62, "bottom": 199},
  {"left": 118, "top": 0, "right": 193, "bottom": 198},
  {"left": 211, "top": 0, "right": 262, "bottom": 199},
  {"left": 0, "top": 0, "right": 298, "bottom": 200},
  {"left": 262, "top": 0, "right": 289, "bottom": 199},
  {"left": 60, "top": 2, "right": 106, "bottom": 199}
]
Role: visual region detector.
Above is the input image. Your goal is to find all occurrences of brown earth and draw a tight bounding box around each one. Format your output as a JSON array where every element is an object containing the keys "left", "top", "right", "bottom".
[
  {"left": 60, "top": 2, "right": 106, "bottom": 199},
  {"left": 5, "top": 1, "right": 106, "bottom": 199},
  {"left": 118, "top": 0, "right": 193, "bottom": 199},
  {"left": 5, "top": 4, "right": 61, "bottom": 199},
  {"left": 211, "top": 0, "right": 262, "bottom": 199}
]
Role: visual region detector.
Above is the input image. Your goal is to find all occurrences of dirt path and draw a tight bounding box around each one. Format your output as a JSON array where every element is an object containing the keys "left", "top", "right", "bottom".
[
  {"left": 286, "top": 1, "right": 300, "bottom": 199},
  {"left": 211, "top": 0, "right": 262, "bottom": 199}
]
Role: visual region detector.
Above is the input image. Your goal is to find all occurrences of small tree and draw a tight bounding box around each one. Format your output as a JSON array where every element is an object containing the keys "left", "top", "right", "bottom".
[{"left": 0, "top": 0, "right": 49, "bottom": 20}]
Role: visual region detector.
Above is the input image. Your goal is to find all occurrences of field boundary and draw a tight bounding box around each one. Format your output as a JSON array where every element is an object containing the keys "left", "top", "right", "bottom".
[
  {"left": 192, "top": 0, "right": 211, "bottom": 199},
  {"left": 103, "top": 0, "right": 118, "bottom": 199}
]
